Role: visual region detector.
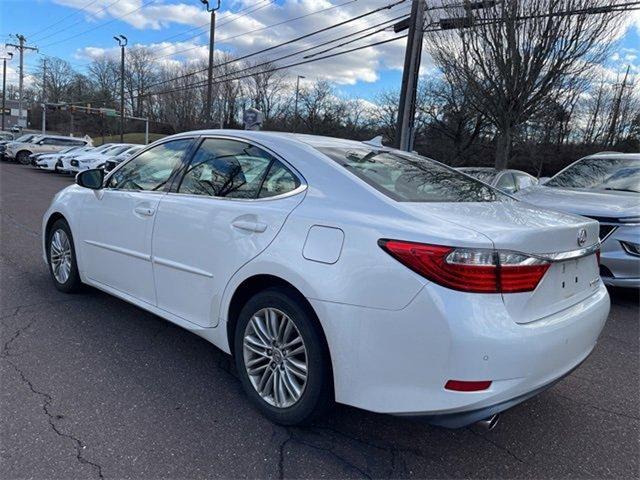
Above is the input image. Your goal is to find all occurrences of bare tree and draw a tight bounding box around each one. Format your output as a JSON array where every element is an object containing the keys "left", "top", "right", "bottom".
[
  {"left": 34, "top": 57, "right": 75, "bottom": 103},
  {"left": 125, "top": 46, "right": 158, "bottom": 117},
  {"left": 87, "top": 56, "right": 119, "bottom": 108},
  {"left": 426, "top": 0, "right": 623, "bottom": 169}
]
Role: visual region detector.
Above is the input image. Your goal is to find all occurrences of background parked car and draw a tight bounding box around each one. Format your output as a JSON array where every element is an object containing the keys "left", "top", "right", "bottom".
[
  {"left": 1, "top": 134, "right": 42, "bottom": 161},
  {"left": 0, "top": 131, "right": 14, "bottom": 141},
  {"left": 65, "top": 143, "right": 134, "bottom": 173},
  {"left": 517, "top": 152, "right": 640, "bottom": 288},
  {"left": 59, "top": 143, "right": 118, "bottom": 173},
  {"left": 32, "top": 146, "right": 94, "bottom": 171},
  {"left": 6, "top": 135, "right": 92, "bottom": 165},
  {"left": 458, "top": 167, "right": 539, "bottom": 194},
  {"left": 103, "top": 145, "right": 144, "bottom": 172}
]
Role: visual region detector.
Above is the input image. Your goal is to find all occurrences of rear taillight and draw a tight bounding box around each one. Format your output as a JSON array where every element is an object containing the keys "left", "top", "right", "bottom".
[{"left": 379, "top": 240, "right": 550, "bottom": 294}]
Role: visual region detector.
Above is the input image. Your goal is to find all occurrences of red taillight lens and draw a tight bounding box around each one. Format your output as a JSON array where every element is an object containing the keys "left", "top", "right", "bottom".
[
  {"left": 379, "top": 240, "right": 550, "bottom": 294},
  {"left": 445, "top": 380, "right": 492, "bottom": 392}
]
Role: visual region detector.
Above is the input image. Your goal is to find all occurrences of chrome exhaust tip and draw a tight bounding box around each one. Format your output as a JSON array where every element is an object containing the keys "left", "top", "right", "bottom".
[{"left": 476, "top": 414, "right": 500, "bottom": 431}]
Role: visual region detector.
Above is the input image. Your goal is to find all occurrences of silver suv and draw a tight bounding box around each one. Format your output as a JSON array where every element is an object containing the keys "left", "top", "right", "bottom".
[{"left": 6, "top": 135, "right": 92, "bottom": 164}]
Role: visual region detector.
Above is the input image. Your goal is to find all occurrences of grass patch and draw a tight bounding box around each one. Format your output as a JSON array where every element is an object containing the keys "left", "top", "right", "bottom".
[{"left": 93, "top": 132, "right": 167, "bottom": 146}]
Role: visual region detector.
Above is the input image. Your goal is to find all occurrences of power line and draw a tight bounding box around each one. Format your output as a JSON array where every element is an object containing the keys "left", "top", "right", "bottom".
[
  {"left": 148, "top": 0, "right": 277, "bottom": 53},
  {"left": 33, "top": 0, "right": 124, "bottom": 44},
  {"left": 142, "top": 34, "right": 408, "bottom": 99},
  {"left": 148, "top": 0, "right": 360, "bottom": 61},
  {"left": 175, "top": 12, "right": 410, "bottom": 89},
  {"left": 145, "top": 0, "right": 407, "bottom": 89},
  {"left": 28, "top": 0, "right": 104, "bottom": 41},
  {"left": 39, "top": 0, "right": 158, "bottom": 49}
]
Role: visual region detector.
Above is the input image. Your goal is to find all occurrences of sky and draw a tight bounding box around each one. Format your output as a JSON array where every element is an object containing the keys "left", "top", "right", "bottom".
[{"left": 1, "top": 0, "right": 639, "bottom": 101}]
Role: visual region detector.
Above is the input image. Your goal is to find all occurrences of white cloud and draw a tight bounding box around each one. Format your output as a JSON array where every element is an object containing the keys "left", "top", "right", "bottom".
[{"left": 63, "top": 0, "right": 413, "bottom": 85}]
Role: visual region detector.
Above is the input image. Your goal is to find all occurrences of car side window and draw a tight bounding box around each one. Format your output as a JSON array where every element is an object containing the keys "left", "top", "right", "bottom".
[
  {"left": 496, "top": 172, "right": 517, "bottom": 193},
  {"left": 178, "top": 138, "right": 293, "bottom": 199},
  {"left": 513, "top": 172, "right": 535, "bottom": 190},
  {"left": 106, "top": 139, "right": 192, "bottom": 191},
  {"left": 258, "top": 160, "right": 300, "bottom": 198}
]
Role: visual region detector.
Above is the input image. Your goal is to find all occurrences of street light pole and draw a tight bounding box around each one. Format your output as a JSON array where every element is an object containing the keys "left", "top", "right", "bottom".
[
  {"left": 114, "top": 35, "right": 127, "bottom": 142},
  {"left": 1, "top": 52, "right": 13, "bottom": 132},
  {"left": 201, "top": 0, "right": 221, "bottom": 125},
  {"left": 293, "top": 75, "right": 305, "bottom": 133}
]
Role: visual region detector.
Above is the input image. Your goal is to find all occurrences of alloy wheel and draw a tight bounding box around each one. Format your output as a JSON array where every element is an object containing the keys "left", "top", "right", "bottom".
[
  {"left": 242, "top": 307, "right": 308, "bottom": 408},
  {"left": 50, "top": 229, "right": 72, "bottom": 284}
]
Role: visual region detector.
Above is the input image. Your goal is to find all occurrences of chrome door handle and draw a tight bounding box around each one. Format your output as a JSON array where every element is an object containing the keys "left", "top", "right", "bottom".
[
  {"left": 134, "top": 206, "right": 155, "bottom": 216},
  {"left": 231, "top": 220, "right": 267, "bottom": 233}
]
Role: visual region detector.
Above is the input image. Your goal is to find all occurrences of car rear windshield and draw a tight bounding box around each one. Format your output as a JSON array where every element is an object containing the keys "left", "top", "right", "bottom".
[
  {"left": 318, "top": 147, "right": 506, "bottom": 202},
  {"left": 546, "top": 157, "right": 640, "bottom": 192}
]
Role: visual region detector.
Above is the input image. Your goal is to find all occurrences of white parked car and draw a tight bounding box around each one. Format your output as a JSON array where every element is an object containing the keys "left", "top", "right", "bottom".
[
  {"left": 104, "top": 145, "right": 144, "bottom": 172},
  {"left": 33, "top": 146, "right": 95, "bottom": 172},
  {"left": 66, "top": 144, "right": 137, "bottom": 173},
  {"left": 6, "top": 134, "right": 91, "bottom": 164},
  {"left": 42, "top": 131, "right": 609, "bottom": 428},
  {"left": 517, "top": 153, "right": 640, "bottom": 288},
  {"left": 59, "top": 143, "right": 121, "bottom": 173}
]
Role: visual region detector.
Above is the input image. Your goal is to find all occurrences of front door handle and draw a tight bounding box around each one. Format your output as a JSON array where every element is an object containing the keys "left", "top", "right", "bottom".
[
  {"left": 231, "top": 220, "right": 267, "bottom": 233},
  {"left": 134, "top": 206, "right": 155, "bottom": 217}
]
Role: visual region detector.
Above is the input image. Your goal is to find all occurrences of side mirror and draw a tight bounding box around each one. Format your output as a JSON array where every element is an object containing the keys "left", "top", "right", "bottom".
[{"left": 76, "top": 168, "right": 104, "bottom": 190}]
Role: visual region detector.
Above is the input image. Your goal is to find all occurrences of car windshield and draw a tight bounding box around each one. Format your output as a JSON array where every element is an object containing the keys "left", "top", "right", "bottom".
[
  {"left": 59, "top": 146, "right": 79, "bottom": 154},
  {"left": 318, "top": 147, "right": 506, "bottom": 202},
  {"left": 14, "top": 134, "right": 35, "bottom": 143},
  {"left": 546, "top": 157, "right": 640, "bottom": 190},
  {"left": 598, "top": 167, "right": 640, "bottom": 193},
  {"left": 458, "top": 168, "right": 499, "bottom": 183}
]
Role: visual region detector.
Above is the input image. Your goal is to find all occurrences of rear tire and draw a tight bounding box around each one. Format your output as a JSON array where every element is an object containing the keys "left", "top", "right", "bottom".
[
  {"left": 234, "top": 287, "right": 331, "bottom": 425},
  {"left": 46, "top": 219, "right": 83, "bottom": 293}
]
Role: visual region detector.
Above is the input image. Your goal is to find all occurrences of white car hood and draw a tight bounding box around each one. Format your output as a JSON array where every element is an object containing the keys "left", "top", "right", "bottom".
[{"left": 516, "top": 186, "right": 640, "bottom": 219}]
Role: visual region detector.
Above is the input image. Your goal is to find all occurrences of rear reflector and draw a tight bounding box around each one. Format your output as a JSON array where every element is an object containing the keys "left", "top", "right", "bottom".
[
  {"left": 445, "top": 380, "right": 492, "bottom": 392},
  {"left": 379, "top": 240, "right": 551, "bottom": 293}
]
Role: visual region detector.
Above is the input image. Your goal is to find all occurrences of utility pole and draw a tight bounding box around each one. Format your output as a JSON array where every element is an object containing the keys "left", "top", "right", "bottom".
[
  {"left": 201, "top": 0, "right": 221, "bottom": 125},
  {"left": 606, "top": 64, "right": 630, "bottom": 147},
  {"left": 5, "top": 35, "right": 38, "bottom": 130},
  {"left": 114, "top": 35, "right": 127, "bottom": 142},
  {"left": 293, "top": 75, "right": 305, "bottom": 133},
  {"left": 396, "top": 0, "right": 425, "bottom": 151},
  {"left": 41, "top": 58, "right": 47, "bottom": 133},
  {"left": 1, "top": 52, "right": 12, "bottom": 131}
]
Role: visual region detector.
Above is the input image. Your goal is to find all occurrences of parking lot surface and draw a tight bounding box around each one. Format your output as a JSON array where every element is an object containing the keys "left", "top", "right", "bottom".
[{"left": 0, "top": 161, "right": 638, "bottom": 479}]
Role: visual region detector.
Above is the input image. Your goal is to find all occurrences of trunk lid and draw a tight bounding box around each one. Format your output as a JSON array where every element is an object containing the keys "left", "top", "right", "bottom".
[{"left": 399, "top": 199, "right": 601, "bottom": 323}]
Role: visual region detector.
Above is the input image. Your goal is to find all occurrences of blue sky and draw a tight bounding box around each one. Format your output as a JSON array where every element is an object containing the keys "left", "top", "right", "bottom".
[{"left": 1, "top": 0, "right": 639, "bottom": 100}]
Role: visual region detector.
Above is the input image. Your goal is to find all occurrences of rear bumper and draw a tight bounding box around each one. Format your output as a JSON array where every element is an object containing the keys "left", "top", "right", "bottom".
[
  {"left": 409, "top": 351, "right": 588, "bottom": 428},
  {"left": 310, "top": 282, "right": 609, "bottom": 418}
]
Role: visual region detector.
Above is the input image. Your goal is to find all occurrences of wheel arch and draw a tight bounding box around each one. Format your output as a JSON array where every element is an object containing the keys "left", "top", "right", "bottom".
[{"left": 225, "top": 274, "right": 335, "bottom": 395}]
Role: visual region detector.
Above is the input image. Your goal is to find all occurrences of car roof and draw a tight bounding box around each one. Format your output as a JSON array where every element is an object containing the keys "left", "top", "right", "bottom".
[{"left": 584, "top": 152, "right": 640, "bottom": 160}]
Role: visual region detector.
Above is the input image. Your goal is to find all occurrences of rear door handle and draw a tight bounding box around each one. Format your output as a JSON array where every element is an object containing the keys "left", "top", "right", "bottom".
[
  {"left": 231, "top": 220, "right": 267, "bottom": 233},
  {"left": 134, "top": 206, "right": 155, "bottom": 216}
]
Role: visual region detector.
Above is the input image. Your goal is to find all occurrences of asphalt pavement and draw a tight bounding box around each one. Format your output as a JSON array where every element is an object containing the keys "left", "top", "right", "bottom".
[{"left": 0, "top": 161, "right": 638, "bottom": 479}]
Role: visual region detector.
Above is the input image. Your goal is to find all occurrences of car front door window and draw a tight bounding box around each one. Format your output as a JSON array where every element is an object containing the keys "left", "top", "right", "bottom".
[{"left": 107, "top": 139, "right": 192, "bottom": 191}]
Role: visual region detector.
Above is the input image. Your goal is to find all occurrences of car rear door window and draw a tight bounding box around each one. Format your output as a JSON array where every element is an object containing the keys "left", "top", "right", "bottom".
[
  {"left": 177, "top": 138, "right": 298, "bottom": 199},
  {"left": 107, "top": 139, "right": 192, "bottom": 191}
]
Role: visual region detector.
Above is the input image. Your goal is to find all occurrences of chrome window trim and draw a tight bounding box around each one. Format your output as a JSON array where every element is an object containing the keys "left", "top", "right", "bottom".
[
  {"left": 170, "top": 134, "right": 308, "bottom": 202},
  {"left": 532, "top": 242, "right": 601, "bottom": 262}
]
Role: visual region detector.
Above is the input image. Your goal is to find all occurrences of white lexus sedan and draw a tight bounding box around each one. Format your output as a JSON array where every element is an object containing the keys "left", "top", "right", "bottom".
[{"left": 42, "top": 131, "right": 609, "bottom": 428}]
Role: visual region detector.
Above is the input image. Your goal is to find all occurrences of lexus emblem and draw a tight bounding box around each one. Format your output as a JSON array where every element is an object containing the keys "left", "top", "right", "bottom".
[{"left": 577, "top": 228, "right": 587, "bottom": 247}]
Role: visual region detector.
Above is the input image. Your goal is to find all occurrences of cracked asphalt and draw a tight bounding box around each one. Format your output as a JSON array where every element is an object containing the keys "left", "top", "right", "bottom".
[{"left": 1, "top": 161, "right": 638, "bottom": 479}]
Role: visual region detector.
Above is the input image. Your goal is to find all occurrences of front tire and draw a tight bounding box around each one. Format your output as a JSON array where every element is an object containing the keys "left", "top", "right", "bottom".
[
  {"left": 16, "top": 151, "right": 31, "bottom": 165},
  {"left": 47, "top": 219, "right": 82, "bottom": 293},
  {"left": 234, "top": 287, "right": 331, "bottom": 425}
]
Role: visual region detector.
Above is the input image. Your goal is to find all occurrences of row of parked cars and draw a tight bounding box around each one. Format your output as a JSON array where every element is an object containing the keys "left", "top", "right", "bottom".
[{"left": 0, "top": 131, "right": 143, "bottom": 174}]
